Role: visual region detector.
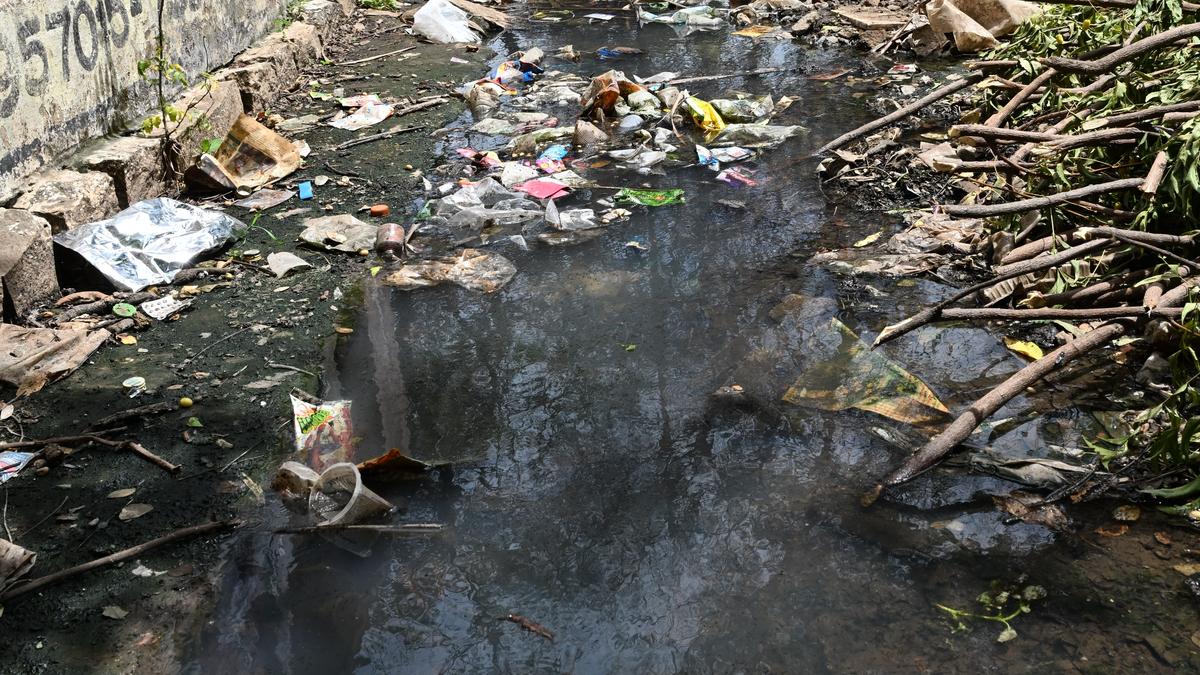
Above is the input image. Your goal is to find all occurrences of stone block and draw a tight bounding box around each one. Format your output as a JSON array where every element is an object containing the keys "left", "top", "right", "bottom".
[
  {"left": 833, "top": 6, "right": 909, "bottom": 30},
  {"left": 77, "top": 137, "right": 170, "bottom": 207},
  {"left": 302, "top": 0, "right": 342, "bottom": 39},
  {"left": 235, "top": 33, "right": 303, "bottom": 81},
  {"left": 221, "top": 62, "right": 287, "bottom": 113},
  {"left": 140, "top": 80, "right": 243, "bottom": 167},
  {"left": 0, "top": 209, "right": 59, "bottom": 321},
  {"left": 284, "top": 23, "right": 325, "bottom": 68},
  {"left": 12, "top": 170, "right": 121, "bottom": 234}
]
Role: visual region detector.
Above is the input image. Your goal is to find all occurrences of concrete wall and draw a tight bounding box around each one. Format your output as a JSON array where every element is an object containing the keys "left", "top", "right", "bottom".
[{"left": 0, "top": 0, "right": 286, "bottom": 200}]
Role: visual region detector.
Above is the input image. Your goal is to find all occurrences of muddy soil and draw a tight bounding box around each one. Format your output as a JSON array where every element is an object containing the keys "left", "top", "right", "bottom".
[{"left": 1, "top": 4, "right": 1198, "bottom": 675}]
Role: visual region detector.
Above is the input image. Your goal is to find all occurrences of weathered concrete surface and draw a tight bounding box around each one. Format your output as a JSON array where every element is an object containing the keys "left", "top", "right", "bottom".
[
  {"left": 0, "top": 0, "right": 287, "bottom": 202},
  {"left": 0, "top": 208, "right": 58, "bottom": 319},
  {"left": 833, "top": 6, "right": 910, "bottom": 30},
  {"left": 77, "top": 135, "right": 167, "bottom": 207},
  {"left": 12, "top": 168, "right": 119, "bottom": 232},
  {"left": 142, "top": 79, "right": 244, "bottom": 166}
]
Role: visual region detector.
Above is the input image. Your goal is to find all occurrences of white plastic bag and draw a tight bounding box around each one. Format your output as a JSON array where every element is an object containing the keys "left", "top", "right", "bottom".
[{"left": 413, "top": 0, "right": 481, "bottom": 43}]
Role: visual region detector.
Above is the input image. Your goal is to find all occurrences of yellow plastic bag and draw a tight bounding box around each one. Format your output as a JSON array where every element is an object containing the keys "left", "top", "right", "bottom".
[{"left": 685, "top": 97, "right": 726, "bottom": 138}]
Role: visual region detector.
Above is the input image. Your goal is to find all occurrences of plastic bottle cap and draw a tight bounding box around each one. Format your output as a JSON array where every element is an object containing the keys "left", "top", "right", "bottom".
[
  {"left": 122, "top": 376, "right": 146, "bottom": 389},
  {"left": 112, "top": 303, "right": 137, "bottom": 317}
]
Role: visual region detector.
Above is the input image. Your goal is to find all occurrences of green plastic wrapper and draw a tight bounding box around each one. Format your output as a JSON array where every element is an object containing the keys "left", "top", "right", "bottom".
[{"left": 616, "top": 188, "right": 686, "bottom": 207}]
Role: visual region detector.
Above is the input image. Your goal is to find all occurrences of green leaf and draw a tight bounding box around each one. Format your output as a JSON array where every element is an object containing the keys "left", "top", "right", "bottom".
[{"left": 186, "top": 416, "right": 204, "bottom": 428}]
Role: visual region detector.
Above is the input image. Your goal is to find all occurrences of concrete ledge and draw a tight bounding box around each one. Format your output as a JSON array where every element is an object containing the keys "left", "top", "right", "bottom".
[
  {"left": 0, "top": 209, "right": 59, "bottom": 321},
  {"left": 12, "top": 170, "right": 121, "bottom": 234},
  {"left": 77, "top": 137, "right": 170, "bottom": 208}
]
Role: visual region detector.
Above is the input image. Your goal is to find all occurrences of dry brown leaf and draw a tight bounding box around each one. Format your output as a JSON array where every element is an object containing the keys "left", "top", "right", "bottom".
[
  {"left": 107, "top": 488, "right": 136, "bottom": 499},
  {"left": 118, "top": 503, "right": 153, "bottom": 521},
  {"left": 1112, "top": 504, "right": 1141, "bottom": 522},
  {"left": 1155, "top": 531, "right": 1172, "bottom": 546}
]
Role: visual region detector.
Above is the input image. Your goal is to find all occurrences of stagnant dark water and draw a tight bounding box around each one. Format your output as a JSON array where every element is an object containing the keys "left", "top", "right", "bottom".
[{"left": 188, "top": 7, "right": 1198, "bottom": 674}]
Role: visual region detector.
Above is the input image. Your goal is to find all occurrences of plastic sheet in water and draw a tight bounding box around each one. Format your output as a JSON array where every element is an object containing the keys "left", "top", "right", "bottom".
[{"left": 53, "top": 198, "right": 246, "bottom": 291}]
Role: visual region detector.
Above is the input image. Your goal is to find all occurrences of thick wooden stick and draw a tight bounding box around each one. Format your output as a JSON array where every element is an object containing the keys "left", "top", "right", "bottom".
[
  {"left": 1140, "top": 151, "right": 1170, "bottom": 194},
  {"left": 1042, "top": 23, "right": 1200, "bottom": 74},
  {"left": 869, "top": 321, "right": 1127, "bottom": 498},
  {"left": 992, "top": 238, "right": 1113, "bottom": 276},
  {"left": 951, "top": 125, "right": 1062, "bottom": 142},
  {"left": 986, "top": 68, "right": 1056, "bottom": 128},
  {"left": 0, "top": 520, "right": 238, "bottom": 603},
  {"left": 124, "top": 442, "right": 181, "bottom": 475},
  {"left": 998, "top": 232, "right": 1072, "bottom": 265},
  {"left": 872, "top": 238, "right": 1113, "bottom": 346},
  {"left": 817, "top": 74, "right": 984, "bottom": 155},
  {"left": 939, "top": 177, "right": 1144, "bottom": 217},
  {"left": 1074, "top": 226, "right": 1195, "bottom": 247},
  {"left": 1090, "top": 100, "right": 1200, "bottom": 127},
  {"left": 939, "top": 306, "right": 1182, "bottom": 321}
]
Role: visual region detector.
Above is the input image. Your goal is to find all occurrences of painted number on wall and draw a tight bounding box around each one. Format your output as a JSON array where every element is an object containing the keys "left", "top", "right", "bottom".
[{"left": 0, "top": 0, "right": 144, "bottom": 119}]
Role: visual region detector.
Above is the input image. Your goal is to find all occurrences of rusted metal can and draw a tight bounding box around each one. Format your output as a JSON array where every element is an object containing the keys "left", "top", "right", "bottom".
[{"left": 375, "top": 223, "right": 406, "bottom": 257}]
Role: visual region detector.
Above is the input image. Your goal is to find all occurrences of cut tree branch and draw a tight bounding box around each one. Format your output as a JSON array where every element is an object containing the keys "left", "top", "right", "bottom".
[
  {"left": 817, "top": 74, "right": 984, "bottom": 155},
  {"left": 939, "top": 177, "right": 1144, "bottom": 217},
  {"left": 1041, "top": 22, "right": 1200, "bottom": 74}
]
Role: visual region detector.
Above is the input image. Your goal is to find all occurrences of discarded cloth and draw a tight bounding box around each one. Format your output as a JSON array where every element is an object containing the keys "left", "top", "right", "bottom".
[
  {"left": 54, "top": 198, "right": 246, "bottom": 291},
  {"left": 381, "top": 249, "right": 516, "bottom": 293},
  {"left": 0, "top": 324, "right": 110, "bottom": 396}
]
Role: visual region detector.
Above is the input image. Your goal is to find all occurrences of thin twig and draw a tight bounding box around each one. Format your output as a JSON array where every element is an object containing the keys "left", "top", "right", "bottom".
[
  {"left": 179, "top": 325, "right": 251, "bottom": 367},
  {"left": 0, "top": 520, "right": 239, "bottom": 603},
  {"left": 335, "top": 46, "right": 415, "bottom": 66}
]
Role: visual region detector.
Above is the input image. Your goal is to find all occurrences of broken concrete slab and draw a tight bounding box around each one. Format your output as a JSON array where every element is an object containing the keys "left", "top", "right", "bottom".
[
  {"left": 302, "top": 0, "right": 345, "bottom": 38},
  {"left": 13, "top": 170, "right": 121, "bottom": 234},
  {"left": 0, "top": 209, "right": 59, "bottom": 321},
  {"left": 834, "top": 6, "right": 910, "bottom": 30},
  {"left": 283, "top": 22, "right": 325, "bottom": 68},
  {"left": 142, "top": 80, "right": 244, "bottom": 167},
  {"left": 77, "top": 137, "right": 170, "bottom": 208},
  {"left": 222, "top": 61, "right": 292, "bottom": 114}
]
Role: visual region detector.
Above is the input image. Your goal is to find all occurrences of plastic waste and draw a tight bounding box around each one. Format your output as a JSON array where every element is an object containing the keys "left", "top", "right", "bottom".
[
  {"left": 536, "top": 145, "right": 569, "bottom": 173},
  {"left": 581, "top": 70, "right": 647, "bottom": 115},
  {"left": 514, "top": 179, "right": 570, "bottom": 200},
  {"left": 716, "top": 166, "right": 759, "bottom": 187},
  {"left": 433, "top": 178, "right": 543, "bottom": 229},
  {"left": 471, "top": 117, "right": 516, "bottom": 135},
  {"left": 781, "top": 318, "right": 949, "bottom": 425},
  {"left": 308, "top": 462, "right": 394, "bottom": 525},
  {"left": 290, "top": 391, "right": 354, "bottom": 470},
  {"left": 299, "top": 214, "right": 376, "bottom": 253},
  {"left": 234, "top": 188, "right": 294, "bottom": 211},
  {"left": 412, "top": 0, "right": 481, "bottom": 43},
  {"left": 298, "top": 182, "right": 314, "bottom": 200},
  {"left": 685, "top": 97, "right": 726, "bottom": 137},
  {"left": 54, "top": 198, "right": 246, "bottom": 291},
  {"left": 545, "top": 199, "right": 599, "bottom": 231},
  {"left": 696, "top": 145, "right": 719, "bottom": 171},
  {"left": 573, "top": 120, "right": 609, "bottom": 149},
  {"left": 329, "top": 103, "right": 393, "bottom": 130},
  {"left": 711, "top": 95, "right": 774, "bottom": 123},
  {"left": 616, "top": 188, "right": 685, "bottom": 207},
  {"left": 500, "top": 162, "right": 540, "bottom": 187},
  {"left": 381, "top": 249, "right": 517, "bottom": 293},
  {"left": 639, "top": 5, "right": 724, "bottom": 28},
  {"left": 0, "top": 451, "right": 37, "bottom": 483},
  {"left": 711, "top": 124, "right": 803, "bottom": 148}
]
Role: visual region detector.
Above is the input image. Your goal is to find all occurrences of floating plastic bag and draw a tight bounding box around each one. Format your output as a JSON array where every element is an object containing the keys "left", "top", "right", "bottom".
[
  {"left": 545, "top": 199, "right": 598, "bottom": 231},
  {"left": 412, "top": 0, "right": 481, "bottom": 43},
  {"left": 299, "top": 214, "right": 377, "bottom": 253},
  {"left": 291, "top": 392, "right": 354, "bottom": 471},
  {"left": 581, "top": 70, "right": 647, "bottom": 115},
  {"left": 711, "top": 95, "right": 774, "bottom": 123},
  {"left": 712, "top": 124, "right": 803, "bottom": 149},
  {"left": 536, "top": 145, "right": 569, "bottom": 173},
  {"left": 685, "top": 97, "right": 726, "bottom": 137},
  {"left": 54, "top": 198, "right": 246, "bottom": 291},
  {"left": 616, "top": 188, "right": 685, "bottom": 207},
  {"left": 781, "top": 318, "right": 949, "bottom": 426}
]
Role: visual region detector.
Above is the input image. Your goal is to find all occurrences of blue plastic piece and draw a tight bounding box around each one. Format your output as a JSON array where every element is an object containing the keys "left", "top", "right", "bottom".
[{"left": 298, "top": 182, "right": 314, "bottom": 200}]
